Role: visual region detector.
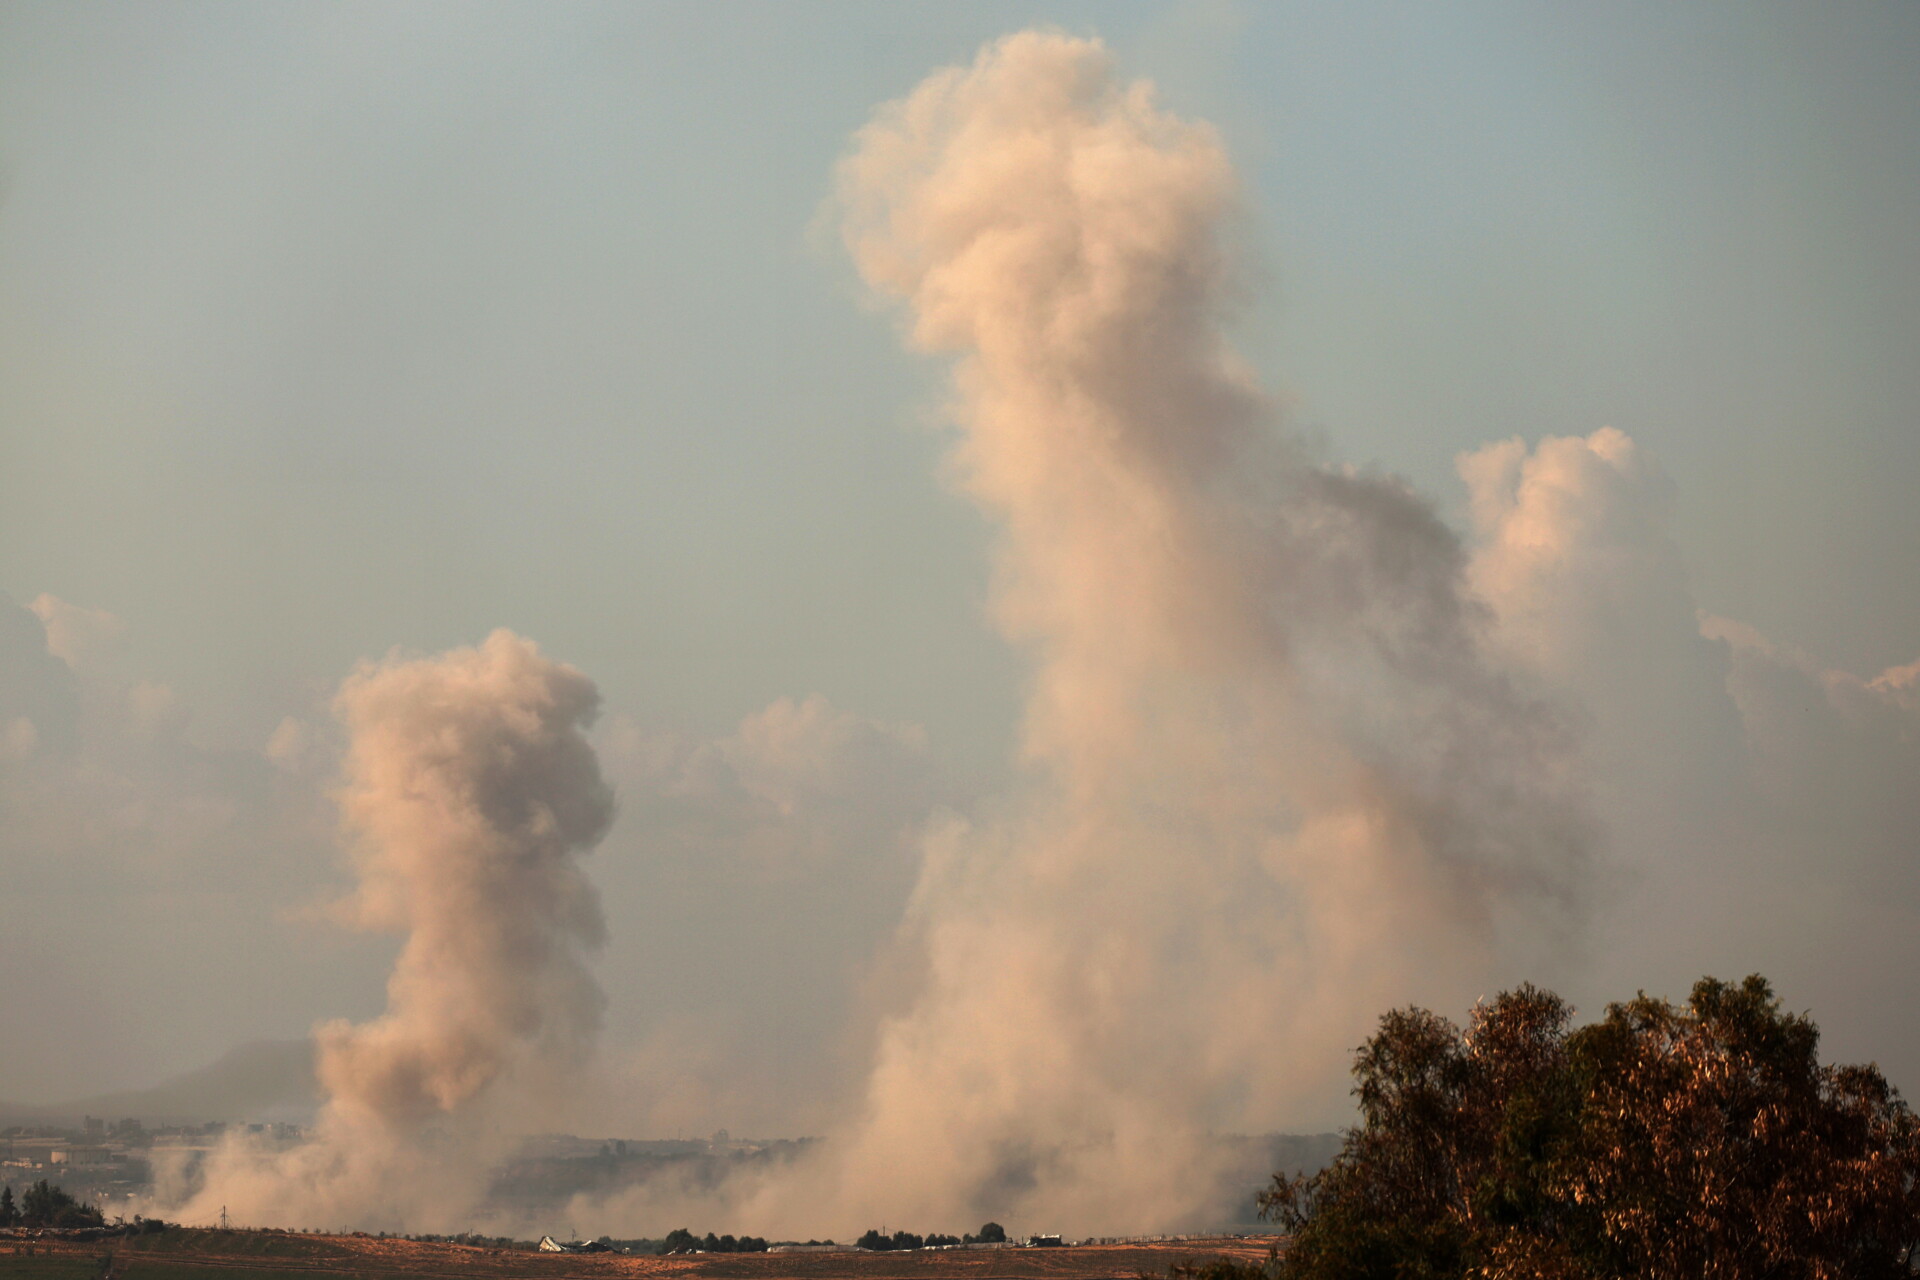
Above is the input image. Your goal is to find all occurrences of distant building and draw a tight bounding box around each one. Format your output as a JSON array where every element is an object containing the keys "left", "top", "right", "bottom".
[
  {"left": 538, "top": 1236, "right": 609, "bottom": 1254},
  {"left": 52, "top": 1146, "right": 118, "bottom": 1166}
]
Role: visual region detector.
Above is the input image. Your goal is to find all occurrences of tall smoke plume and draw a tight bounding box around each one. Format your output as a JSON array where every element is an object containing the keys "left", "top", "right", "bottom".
[
  {"left": 162, "top": 630, "right": 613, "bottom": 1230},
  {"left": 570, "top": 32, "right": 1920, "bottom": 1240},
  {"left": 646, "top": 31, "right": 1594, "bottom": 1237}
]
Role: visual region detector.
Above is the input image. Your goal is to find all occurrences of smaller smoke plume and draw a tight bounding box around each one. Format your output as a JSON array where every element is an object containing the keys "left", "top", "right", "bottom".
[{"left": 161, "top": 630, "right": 614, "bottom": 1231}]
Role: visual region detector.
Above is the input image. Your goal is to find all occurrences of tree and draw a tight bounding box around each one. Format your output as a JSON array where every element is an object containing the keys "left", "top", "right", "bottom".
[
  {"left": 17, "top": 1180, "right": 105, "bottom": 1230},
  {"left": 0, "top": 1184, "right": 15, "bottom": 1228},
  {"left": 975, "top": 1221, "right": 1007, "bottom": 1244},
  {"left": 1263, "top": 976, "right": 1920, "bottom": 1279}
]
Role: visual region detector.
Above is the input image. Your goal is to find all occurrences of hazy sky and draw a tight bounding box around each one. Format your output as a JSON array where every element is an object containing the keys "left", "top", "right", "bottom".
[{"left": 2, "top": 0, "right": 1916, "bottom": 1137}]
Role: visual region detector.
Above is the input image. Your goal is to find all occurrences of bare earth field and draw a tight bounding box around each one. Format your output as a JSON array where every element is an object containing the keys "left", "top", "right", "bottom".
[{"left": 0, "top": 1230, "right": 1282, "bottom": 1280}]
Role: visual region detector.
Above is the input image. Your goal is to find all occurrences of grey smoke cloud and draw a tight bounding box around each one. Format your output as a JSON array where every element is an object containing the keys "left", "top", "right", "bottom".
[
  {"left": 1461, "top": 429, "right": 1920, "bottom": 1075},
  {"left": 606, "top": 694, "right": 934, "bottom": 879},
  {"left": 161, "top": 630, "right": 614, "bottom": 1230},
  {"left": 584, "top": 694, "right": 940, "bottom": 1139},
  {"left": 0, "top": 592, "right": 80, "bottom": 756}
]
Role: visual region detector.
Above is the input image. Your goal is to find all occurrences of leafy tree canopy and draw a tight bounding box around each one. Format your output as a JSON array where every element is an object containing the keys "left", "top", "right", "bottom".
[
  {"left": 656, "top": 1227, "right": 765, "bottom": 1253},
  {"left": 17, "top": 1180, "right": 105, "bottom": 1230},
  {"left": 1263, "top": 976, "right": 1920, "bottom": 1280}
]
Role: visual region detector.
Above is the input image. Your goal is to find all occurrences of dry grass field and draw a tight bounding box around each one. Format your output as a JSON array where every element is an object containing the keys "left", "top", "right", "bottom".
[{"left": 0, "top": 1230, "right": 1281, "bottom": 1280}]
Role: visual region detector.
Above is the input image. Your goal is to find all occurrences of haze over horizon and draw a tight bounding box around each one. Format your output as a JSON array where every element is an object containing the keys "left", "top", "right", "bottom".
[{"left": 2, "top": 0, "right": 1918, "bottom": 1236}]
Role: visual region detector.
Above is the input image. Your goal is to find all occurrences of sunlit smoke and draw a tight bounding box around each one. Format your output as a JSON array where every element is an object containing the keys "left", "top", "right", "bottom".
[
  {"left": 625, "top": 30, "right": 1593, "bottom": 1238},
  {"left": 159, "top": 630, "right": 613, "bottom": 1231}
]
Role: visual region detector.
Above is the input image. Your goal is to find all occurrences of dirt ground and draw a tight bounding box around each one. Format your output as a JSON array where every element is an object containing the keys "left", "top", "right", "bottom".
[{"left": 3, "top": 1229, "right": 1283, "bottom": 1280}]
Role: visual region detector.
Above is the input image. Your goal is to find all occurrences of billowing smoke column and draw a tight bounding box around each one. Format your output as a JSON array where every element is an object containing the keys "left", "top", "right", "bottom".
[
  {"left": 168, "top": 630, "right": 613, "bottom": 1230},
  {"left": 728, "top": 32, "right": 1594, "bottom": 1235}
]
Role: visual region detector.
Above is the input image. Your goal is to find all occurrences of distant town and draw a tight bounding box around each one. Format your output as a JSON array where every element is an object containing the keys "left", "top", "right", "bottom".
[
  {"left": 0, "top": 1118, "right": 830, "bottom": 1224},
  {"left": 1, "top": 1116, "right": 1338, "bottom": 1237},
  {"left": 3, "top": 1115, "right": 244, "bottom": 1213}
]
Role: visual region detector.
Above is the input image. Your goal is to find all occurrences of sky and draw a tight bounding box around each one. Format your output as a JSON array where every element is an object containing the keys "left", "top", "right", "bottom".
[{"left": 1, "top": 0, "right": 1917, "bottom": 1217}]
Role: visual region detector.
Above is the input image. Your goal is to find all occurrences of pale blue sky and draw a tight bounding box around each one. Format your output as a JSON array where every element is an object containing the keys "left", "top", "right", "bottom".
[
  {"left": 1, "top": 2, "right": 1916, "bottom": 1113},
  {"left": 6, "top": 2, "right": 1915, "bottom": 765}
]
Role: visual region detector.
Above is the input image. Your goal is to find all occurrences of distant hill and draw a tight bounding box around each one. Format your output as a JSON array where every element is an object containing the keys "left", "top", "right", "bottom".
[{"left": 0, "top": 1039, "right": 319, "bottom": 1126}]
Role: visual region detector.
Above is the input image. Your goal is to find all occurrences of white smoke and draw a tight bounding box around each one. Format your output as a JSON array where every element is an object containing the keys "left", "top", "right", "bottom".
[
  {"left": 160, "top": 630, "right": 614, "bottom": 1231},
  {"left": 615, "top": 31, "right": 1594, "bottom": 1238}
]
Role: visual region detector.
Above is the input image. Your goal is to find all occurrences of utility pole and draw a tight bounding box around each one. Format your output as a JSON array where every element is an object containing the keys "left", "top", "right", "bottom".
[{"left": 219, "top": 1205, "right": 230, "bottom": 1231}]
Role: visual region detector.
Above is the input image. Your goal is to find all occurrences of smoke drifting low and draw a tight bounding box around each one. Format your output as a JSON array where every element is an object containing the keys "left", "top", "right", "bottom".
[{"left": 160, "top": 631, "right": 613, "bottom": 1230}]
